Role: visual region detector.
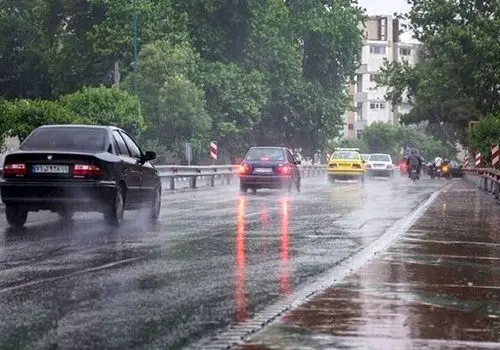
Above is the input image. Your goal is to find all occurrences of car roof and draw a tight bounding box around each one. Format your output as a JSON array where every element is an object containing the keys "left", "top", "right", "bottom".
[
  {"left": 249, "top": 146, "right": 286, "bottom": 149},
  {"left": 36, "top": 124, "right": 125, "bottom": 132}
]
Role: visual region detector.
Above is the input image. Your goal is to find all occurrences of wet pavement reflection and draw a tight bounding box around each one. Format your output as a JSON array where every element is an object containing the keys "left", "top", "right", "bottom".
[
  {"left": 0, "top": 176, "right": 444, "bottom": 349},
  {"left": 242, "top": 180, "right": 500, "bottom": 349}
]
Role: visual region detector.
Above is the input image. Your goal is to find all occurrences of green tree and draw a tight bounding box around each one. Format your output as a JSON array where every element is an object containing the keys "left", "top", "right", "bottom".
[
  {"left": 378, "top": 0, "right": 500, "bottom": 146},
  {"left": 2, "top": 100, "right": 80, "bottom": 141},
  {"left": 59, "top": 86, "right": 145, "bottom": 135},
  {"left": 362, "top": 122, "right": 453, "bottom": 161},
  {"left": 0, "top": 0, "right": 52, "bottom": 99},
  {"left": 124, "top": 39, "right": 211, "bottom": 155},
  {"left": 468, "top": 115, "right": 500, "bottom": 164}
]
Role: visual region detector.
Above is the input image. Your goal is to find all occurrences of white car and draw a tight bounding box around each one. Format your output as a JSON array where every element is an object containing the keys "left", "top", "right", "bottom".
[{"left": 365, "top": 153, "right": 394, "bottom": 177}]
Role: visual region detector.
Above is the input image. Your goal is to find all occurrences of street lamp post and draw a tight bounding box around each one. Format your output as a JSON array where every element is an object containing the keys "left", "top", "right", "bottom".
[{"left": 133, "top": 0, "right": 139, "bottom": 94}]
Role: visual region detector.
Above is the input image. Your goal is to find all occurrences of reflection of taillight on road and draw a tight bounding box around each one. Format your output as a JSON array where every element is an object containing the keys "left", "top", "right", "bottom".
[
  {"left": 3, "top": 163, "right": 26, "bottom": 176},
  {"left": 277, "top": 163, "right": 292, "bottom": 175},
  {"left": 239, "top": 163, "right": 250, "bottom": 175}
]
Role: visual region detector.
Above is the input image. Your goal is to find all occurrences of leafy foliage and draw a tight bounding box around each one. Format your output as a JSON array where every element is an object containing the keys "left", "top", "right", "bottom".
[
  {"left": 2, "top": 100, "right": 80, "bottom": 142},
  {"left": 362, "top": 122, "right": 452, "bottom": 161},
  {"left": 378, "top": 0, "right": 500, "bottom": 147},
  {"left": 59, "top": 86, "right": 145, "bottom": 135},
  {"left": 1, "top": 0, "right": 365, "bottom": 161},
  {"left": 468, "top": 115, "right": 500, "bottom": 163}
]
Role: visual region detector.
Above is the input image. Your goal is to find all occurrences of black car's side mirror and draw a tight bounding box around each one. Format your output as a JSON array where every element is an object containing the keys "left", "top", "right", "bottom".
[{"left": 143, "top": 151, "right": 156, "bottom": 162}]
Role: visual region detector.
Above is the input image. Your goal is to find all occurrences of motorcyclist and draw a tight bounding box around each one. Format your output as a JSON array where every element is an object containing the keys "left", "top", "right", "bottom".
[{"left": 406, "top": 149, "right": 423, "bottom": 178}]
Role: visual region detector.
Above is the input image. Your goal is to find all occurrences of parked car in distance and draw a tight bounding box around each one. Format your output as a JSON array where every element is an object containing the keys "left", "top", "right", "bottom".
[
  {"left": 365, "top": 153, "right": 394, "bottom": 177},
  {"left": 238, "top": 146, "right": 301, "bottom": 193},
  {"left": 0, "top": 125, "right": 161, "bottom": 228}
]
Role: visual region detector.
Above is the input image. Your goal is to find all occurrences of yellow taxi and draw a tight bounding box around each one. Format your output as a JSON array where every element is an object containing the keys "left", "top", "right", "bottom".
[{"left": 327, "top": 148, "right": 366, "bottom": 183}]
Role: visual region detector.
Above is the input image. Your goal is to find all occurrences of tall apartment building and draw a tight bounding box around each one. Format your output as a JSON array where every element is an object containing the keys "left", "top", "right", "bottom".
[{"left": 343, "top": 15, "right": 420, "bottom": 139}]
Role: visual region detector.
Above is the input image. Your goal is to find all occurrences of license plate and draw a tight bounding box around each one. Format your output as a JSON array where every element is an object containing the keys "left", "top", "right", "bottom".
[
  {"left": 374, "top": 164, "right": 384, "bottom": 168},
  {"left": 32, "top": 164, "right": 69, "bottom": 174},
  {"left": 254, "top": 167, "right": 273, "bottom": 174}
]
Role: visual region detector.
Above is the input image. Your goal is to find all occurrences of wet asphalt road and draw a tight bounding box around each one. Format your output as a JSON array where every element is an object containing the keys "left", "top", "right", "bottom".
[{"left": 0, "top": 175, "right": 444, "bottom": 349}]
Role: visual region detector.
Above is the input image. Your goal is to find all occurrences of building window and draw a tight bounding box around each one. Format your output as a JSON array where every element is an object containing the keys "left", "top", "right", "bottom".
[
  {"left": 370, "top": 74, "right": 378, "bottom": 82},
  {"left": 370, "top": 102, "right": 386, "bottom": 110},
  {"left": 356, "top": 130, "right": 363, "bottom": 139},
  {"left": 400, "top": 47, "right": 411, "bottom": 56},
  {"left": 369, "top": 45, "right": 386, "bottom": 54}
]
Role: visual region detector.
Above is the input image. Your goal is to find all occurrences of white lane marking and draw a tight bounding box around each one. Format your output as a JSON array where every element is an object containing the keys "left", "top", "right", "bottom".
[{"left": 0, "top": 256, "right": 143, "bottom": 294}]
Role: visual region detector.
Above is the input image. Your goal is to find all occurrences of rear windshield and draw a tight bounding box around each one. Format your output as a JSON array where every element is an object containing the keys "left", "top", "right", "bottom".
[
  {"left": 369, "top": 154, "right": 391, "bottom": 162},
  {"left": 246, "top": 148, "right": 285, "bottom": 161},
  {"left": 21, "top": 127, "right": 108, "bottom": 152},
  {"left": 332, "top": 151, "right": 359, "bottom": 160}
]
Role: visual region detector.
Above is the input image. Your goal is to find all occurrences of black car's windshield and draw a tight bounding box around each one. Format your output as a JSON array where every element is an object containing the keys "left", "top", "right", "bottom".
[
  {"left": 369, "top": 154, "right": 391, "bottom": 162},
  {"left": 21, "top": 127, "right": 108, "bottom": 152},
  {"left": 246, "top": 148, "right": 285, "bottom": 161}
]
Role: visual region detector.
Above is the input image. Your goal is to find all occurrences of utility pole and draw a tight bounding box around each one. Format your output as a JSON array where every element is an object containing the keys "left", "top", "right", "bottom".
[{"left": 133, "top": 0, "right": 139, "bottom": 94}]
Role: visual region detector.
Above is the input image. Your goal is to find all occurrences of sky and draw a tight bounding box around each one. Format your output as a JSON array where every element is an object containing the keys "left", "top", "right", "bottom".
[{"left": 357, "top": 0, "right": 417, "bottom": 42}]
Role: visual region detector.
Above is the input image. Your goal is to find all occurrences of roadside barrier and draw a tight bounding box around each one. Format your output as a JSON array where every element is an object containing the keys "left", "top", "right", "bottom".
[
  {"left": 155, "top": 164, "right": 327, "bottom": 190},
  {"left": 463, "top": 168, "right": 500, "bottom": 201}
]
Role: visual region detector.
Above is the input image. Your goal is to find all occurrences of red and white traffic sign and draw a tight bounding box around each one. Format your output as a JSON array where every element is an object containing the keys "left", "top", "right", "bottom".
[
  {"left": 209, "top": 141, "right": 217, "bottom": 160},
  {"left": 492, "top": 144, "right": 499, "bottom": 167},
  {"left": 463, "top": 153, "right": 469, "bottom": 168},
  {"left": 475, "top": 152, "right": 481, "bottom": 167}
]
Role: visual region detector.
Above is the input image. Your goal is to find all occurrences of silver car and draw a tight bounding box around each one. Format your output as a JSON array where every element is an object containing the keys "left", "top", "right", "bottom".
[{"left": 366, "top": 153, "right": 394, "bottom": 177}]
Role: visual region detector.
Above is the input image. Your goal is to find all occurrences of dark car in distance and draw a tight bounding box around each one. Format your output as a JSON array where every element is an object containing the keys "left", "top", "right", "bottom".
[
  {"left": 0, "top": 125, "right": 162, "bottom": 228},
  {"left": 238, "top": 147, "right": 301, "bottom": 193}
]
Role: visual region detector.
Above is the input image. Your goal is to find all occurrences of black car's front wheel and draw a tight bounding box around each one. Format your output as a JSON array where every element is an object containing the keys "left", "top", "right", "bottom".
[
  {"left": 5, "top": 205, "right": 28, "bottom": 228},
  {"left": 104, "top": 187, "right": 125, "bottom": 227}
]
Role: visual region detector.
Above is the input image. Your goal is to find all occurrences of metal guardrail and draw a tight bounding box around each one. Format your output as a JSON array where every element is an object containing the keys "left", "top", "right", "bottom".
[
  {"left": 156, "top": 164, "right": 327, "bottom": 190},
  {"left": 464, "top": 168, "right": 500, "bottom": 201}
]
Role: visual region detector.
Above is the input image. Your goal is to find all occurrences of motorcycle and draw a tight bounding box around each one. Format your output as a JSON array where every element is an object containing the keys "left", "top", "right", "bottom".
[
  {"left": 440, "top": 163, "right": 452, "bottom": 180},
  {"left": 409, "top": 167, "right": 418, "bottom": 182},
  {"left": 427, "top": 162, "right": 438, "bottom": 179}
]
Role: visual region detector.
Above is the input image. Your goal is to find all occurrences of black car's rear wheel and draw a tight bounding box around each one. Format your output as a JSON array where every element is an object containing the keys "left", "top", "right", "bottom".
[
  {"left": 6, "top": 205, "right": 28, "bottom": 228},
  {"left": 58, "top": 208, "right": 74, "bottom": 221},
  {"left": 150, "top": 186, "right": 161, "bottom": 221},
  {"left": 104, "top": 187, "right": 125, "bottom": 227},
  {"left": 240, "top": 183, "right": 247, "bottom": 193}
]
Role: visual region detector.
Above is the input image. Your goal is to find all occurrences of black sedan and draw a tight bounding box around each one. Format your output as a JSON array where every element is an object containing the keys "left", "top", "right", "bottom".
[
  {"left": 238, "top": 146, "right": 301, "bottom": 193},
  {"left": 1, "top": 125, "right": 161, "bottom": 228}
]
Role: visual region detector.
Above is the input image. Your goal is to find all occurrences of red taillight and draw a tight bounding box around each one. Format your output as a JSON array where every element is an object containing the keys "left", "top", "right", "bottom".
[
  {"left": 278, "top": 163, "right": 292, "bottom": 175},
  {"left": 72, "top": 163, "right": 102, "bottom": 178},
  {"left": 3, "top": 163, "right": 27, "bottom": 176},
  {"left": 239, "top": 163, "right": 250, "bottom": 175},
  {"left": 387, "top": 164, "right": 393, "bottom": 169},
  {"left": 365, "top": 164, "right": 372, "bottom": 169}
]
